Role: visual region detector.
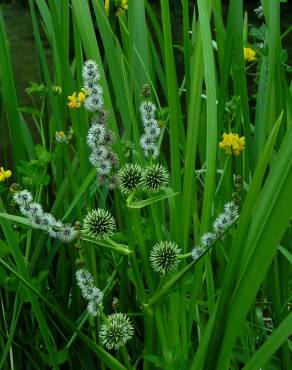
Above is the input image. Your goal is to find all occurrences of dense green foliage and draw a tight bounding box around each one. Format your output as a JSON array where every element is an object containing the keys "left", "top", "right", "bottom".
[{"left": 0, "top": 1, "right": 292, "bottom": 369}]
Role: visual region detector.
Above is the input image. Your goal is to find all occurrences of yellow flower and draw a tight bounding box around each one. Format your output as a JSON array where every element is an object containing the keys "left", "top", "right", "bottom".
[
  {"left": 0, "top": 167, "right": 12, "bottom": 182},
  {"left": 78, "top": 88, "right": 89, "bottom": 103},
  {"left": 67, "top": 92, "right": 81, "bottom": 108},
  {"left": 116, "top": 0, "right": 128, "bottom": 16},
  {"left": 67, "top": 88, "right": 89, "bottom": 108},
  {"left": 243, "top": 47, "right": 256, "bottom": 62},
  {"left": 219, "top": 133, "right": 245, "bottom": 156}
]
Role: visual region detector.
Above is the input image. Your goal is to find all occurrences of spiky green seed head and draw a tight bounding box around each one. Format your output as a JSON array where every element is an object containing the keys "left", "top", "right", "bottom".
[
  {"left": 150, "top": 241, "right": 181, "bottom": 274},
  {"left": 117, "top": 163, "right": 143, "bottom": 195},
  {"left": 100, "top": 313, "right": 134, "bottom": 350},
  {"left": 142, "top": 164, "right": 169, "bottom": 193},
  {"left": 83, "top": 209, "right": 116, "bottom": 240}
]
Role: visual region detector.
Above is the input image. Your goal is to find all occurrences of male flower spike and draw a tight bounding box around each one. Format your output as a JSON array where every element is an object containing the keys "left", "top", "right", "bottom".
[
  {"left": 0, "top": 167, "right": 12, "bottom": 182},
  {"left": 219, "top": 133, "right": 245, "bottom": 156}
]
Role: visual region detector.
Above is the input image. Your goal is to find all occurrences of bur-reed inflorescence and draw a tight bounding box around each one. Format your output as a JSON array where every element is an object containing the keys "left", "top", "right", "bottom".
[
  {"left": 82, "top": 60, "right": 119, "bottom": 188},
  {"left": 139, "top": 86, "right": 161, "bottom": 159},
  {"left": 150, "top": 241, "right": 181, "bottom": 274},
  {"left": 82, "top": 208, "right": 116, "bottom": 240},
  {"left": 142, "top": 164, "right": 169, "bottom": 193},
  {"left": 13, "top": 190, "right": 77, "bottom": 243},
  {"left": 117, "top": 163, "right": 143, "bottom": 195},
  {"left": 191, "top": 200, "right": 239, "bottom": 261},
  {"left": 99, "top": 312, "right": 134, "bottom": 350},
  {"left": 76, "top": 268, "right": 104, "bottom": 317}
]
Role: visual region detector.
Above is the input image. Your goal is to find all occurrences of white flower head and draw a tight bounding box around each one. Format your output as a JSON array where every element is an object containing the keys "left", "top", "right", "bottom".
[
  {"left": 81, "top": 284, "right": 102, "bottom": 300},
  {"left": 84, "top": 81, "right": 102, "bottom": 96},
  {"left": 39, "top": 212, "right": 56, "bottom": 228},
  {"left": 224, "top": 201, "right": 239, "bottom": 221},
  {"left": 84, "top": 93, "right": 104, "bottom": 112},
  {"left": 213, "top": 213, "right": 233, "bottom": 235},
  {"left": 76, "top": 269, "right": 94, "bottom": 290},
  {"left": 140, "top": 134, "right": 154, "bottom": 151},
  {"left": 144, "top": 144, "right": 159, "bottom": 159},
  {"left": 29, "top": 213, "right": 46, "bottom": 230},
  {"left": 254, "top": 5, "right": 263, "bottom": 18},
  {"left": 89, "top": 146, "right": 109, "bottom": 166},
  {"left": 191, "top": 246, "right": 206, "bottom": 261},
  {"left": 88, "top": 84, "right": 103, "bottom": 97},
  {"left": 200, "top": 232, "right": 216, "bottom": 248},
  {"left": 87, "top": 297, "right": 104, "bottom": 317},
  {"left": 145, "top": 122, "right": 161, "bottom": 139},
  {"left": 14, "top": 190, "right": 33, "bottom": 206},
  {"left": 140, "top": 101, "right": 157, "bottom": 122},
  {"left": 82, "top": 60, "right": 100, "bottom": 82},
  {"left": 86, "top": 124, "right": 107, "bottom": 148},
  {"left": 97, "top": 159, "right": 112, "bottom": 175},
  {"left": 57, "top": 224, "right": 77, "bottom": 243},
  {"left": 20, "top": 201, "right": 43, "bottom": 217}
]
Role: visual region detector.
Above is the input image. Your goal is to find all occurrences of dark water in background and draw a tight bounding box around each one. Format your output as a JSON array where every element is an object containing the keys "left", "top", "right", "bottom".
[{"left": 0, "top": 1, "right": 291, "bottom": 160}]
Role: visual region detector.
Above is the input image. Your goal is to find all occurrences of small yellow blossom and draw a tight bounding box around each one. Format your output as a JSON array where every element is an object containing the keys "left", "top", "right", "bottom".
[
  {"left": 116, "top": 0, "right": 128, "bottom": 16},
  {"left": 68, "top": 92, "right": 81, "bottom": 108},
  {"left": 219, "top": 133, "right": 245, "bottom": 156},
  {"left": 78, "top": 88, "right": 89, "bottom": 103},
  {"left": 243, "top": 47, "right": 256, "bottom": 62},
  {"left": 0, "top": 167, "right": 12, "bottom": 182},
  {"left": 67, "top": 89, "right": 89, "bottom": 108}
]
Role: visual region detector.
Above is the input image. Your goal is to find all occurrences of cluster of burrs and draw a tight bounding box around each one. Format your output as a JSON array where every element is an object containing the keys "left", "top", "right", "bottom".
[{"left": 117, "top": 163, "right": 169, "bottom": 196}]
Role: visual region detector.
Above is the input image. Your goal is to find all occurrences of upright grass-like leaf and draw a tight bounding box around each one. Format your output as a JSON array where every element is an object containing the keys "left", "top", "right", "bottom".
[
  {"left": 0, "top": 205, "right": 60, "bottom": 369},
  {"left": 192, "top": 112, "right": 283, "bottom": 369},
  {"left": 160, "top": 0, "right": 184, "bottom": 244}
]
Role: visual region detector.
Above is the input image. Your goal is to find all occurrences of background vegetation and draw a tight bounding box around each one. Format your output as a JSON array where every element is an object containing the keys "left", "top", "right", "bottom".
[{"left": 0, "top": 0, "right": 292, "bottom": 369}]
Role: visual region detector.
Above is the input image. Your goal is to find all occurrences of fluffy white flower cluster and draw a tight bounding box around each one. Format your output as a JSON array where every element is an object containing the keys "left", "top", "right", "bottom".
[
  {"left": 254, "top": 5, "right": 263, "bottom": 18},
  {"left": 191, "top": 201, "right": 239, "bottom": 261},
  {"left": 13, "top": 190, "right": 77, "bottom": 243},
  {"left": 76, "top": 268, "right": 104, "bottom": 317},
  {"left": 82, "top": 60, "right": 119, "bottom": 187},
  {"left": 139, "top": 100, "right": 160, "bottom": 159}
]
